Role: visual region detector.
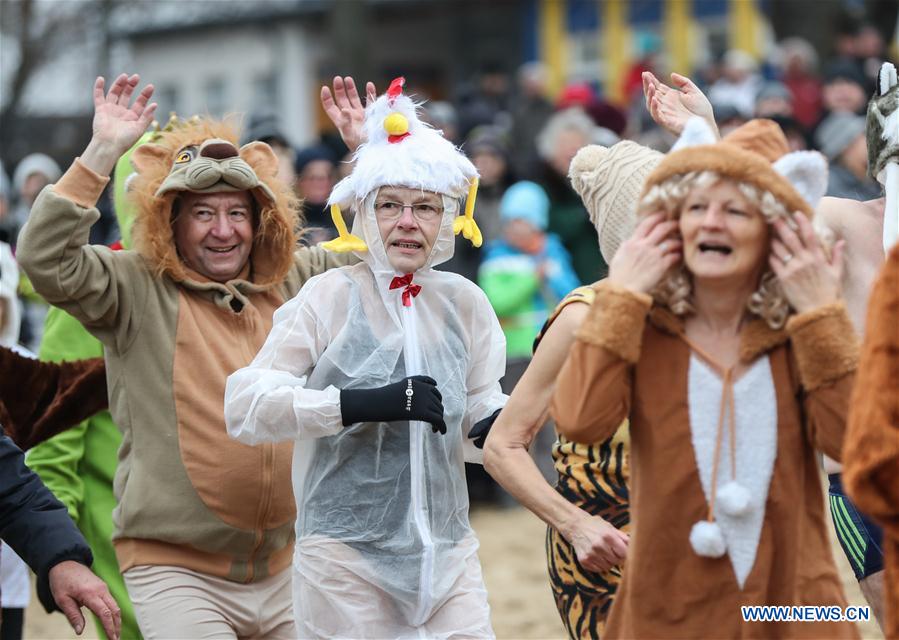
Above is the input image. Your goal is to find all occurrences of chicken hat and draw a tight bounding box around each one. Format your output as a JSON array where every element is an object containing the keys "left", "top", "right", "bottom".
[{"left": 323, "top": 77, "right": 481, "bottom": 253}]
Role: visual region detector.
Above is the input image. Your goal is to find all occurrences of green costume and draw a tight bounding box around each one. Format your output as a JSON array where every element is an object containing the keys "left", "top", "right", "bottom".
[
  {"left": 28, "top": 310, "right": 139, "bottom": 639},
  {"left": 26, "top": 139, "right": 146, "bottom": 640}
]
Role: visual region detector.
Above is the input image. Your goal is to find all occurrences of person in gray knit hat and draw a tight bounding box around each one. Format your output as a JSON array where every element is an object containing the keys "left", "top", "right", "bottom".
[
  {"left": 481, "top": 140, "right": 660, "bottom": 637},
  {"left": 816, "top": 112, "right": 881, "bottom": 200},
  {"left": 569, "top": 141, "right": 663, "bottom": 263}
]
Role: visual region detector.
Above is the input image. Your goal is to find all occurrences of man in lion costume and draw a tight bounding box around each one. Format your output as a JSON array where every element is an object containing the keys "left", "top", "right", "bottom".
[{"left": 18, "top": 73, "right": 351, "bottom": 638}]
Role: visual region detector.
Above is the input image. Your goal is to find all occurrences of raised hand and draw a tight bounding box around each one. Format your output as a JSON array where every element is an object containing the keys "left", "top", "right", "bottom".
[
  {"left": 607, "top": 213, "right": 682, "bottom": 294},
  {"left": 82, "top": 74, "right": 157, "bottom": 176},
  {"left": 770, "top": 214, "right": 845, "bottom": 313},
  {"left": 643, "top": 71, "right": 718, "bottom": 138},
  {"left": 321, "top": 76, "right": 376, "bottom": 152}
]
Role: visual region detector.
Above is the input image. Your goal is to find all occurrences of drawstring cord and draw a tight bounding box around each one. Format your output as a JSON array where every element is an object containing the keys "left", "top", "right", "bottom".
[{"left": 680, "top": 334, "right": 738, "bottom": 522}]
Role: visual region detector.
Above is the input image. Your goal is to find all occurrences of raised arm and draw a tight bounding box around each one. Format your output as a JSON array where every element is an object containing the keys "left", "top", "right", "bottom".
[
  {"left": 642, "top": 71, "right": 719, "bottom": 139},
  {"left": 16, "top": 75, "right": 156, "bottom": 341},
  {"left": 770, "top": 214, "right": 857, "bottom": 459},
  {"left": 81, "top": 74, "right": 158, "bottom": 177},
  {"left": 484, "top": 300, "right": 628, "bottom": 572}
]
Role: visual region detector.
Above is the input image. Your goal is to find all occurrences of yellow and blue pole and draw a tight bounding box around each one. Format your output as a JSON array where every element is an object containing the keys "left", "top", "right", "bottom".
[
  {"left": 602, "top": 0, "right": 630, "bottom": 106},
  {"left": 540, "top": 0, "right": 568, "bottom": 99},
  {"left": 664, "top": 0, "right": 693, "bottom": 76},
  {"left": 729, "top": 0, "right": 761, "bottom": 59}
]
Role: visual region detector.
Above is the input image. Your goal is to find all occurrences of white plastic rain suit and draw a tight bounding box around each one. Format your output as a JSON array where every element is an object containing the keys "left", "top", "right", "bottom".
[{"left": 225, "top": 192, "right": 507, "bottom": 639}]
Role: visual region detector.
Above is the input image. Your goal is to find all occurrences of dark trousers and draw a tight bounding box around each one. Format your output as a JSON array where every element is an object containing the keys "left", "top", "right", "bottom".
[{"left": 1, "top": 608, "right": 24, "bottom": 640}]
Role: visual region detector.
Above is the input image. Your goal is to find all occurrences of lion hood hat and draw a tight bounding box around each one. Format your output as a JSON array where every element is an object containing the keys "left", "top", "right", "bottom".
[{"left": 128, "top": 118, "right": 298, "bottom": 287}]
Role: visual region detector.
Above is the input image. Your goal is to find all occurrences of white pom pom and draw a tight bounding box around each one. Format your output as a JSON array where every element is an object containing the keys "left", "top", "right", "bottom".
[
  {"left": 717, "top": 481, "right": 752, "bottom": 517},
  {"left": 690, "top": 520, "right": 727, "bottom": 557}
]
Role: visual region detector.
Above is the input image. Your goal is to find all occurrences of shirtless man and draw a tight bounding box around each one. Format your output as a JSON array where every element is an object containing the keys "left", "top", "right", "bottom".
[{"left": 643, "top": 70, "right": 887, "bottom": 628}]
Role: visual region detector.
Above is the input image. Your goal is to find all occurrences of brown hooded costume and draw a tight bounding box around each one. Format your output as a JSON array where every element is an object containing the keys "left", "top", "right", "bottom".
[
  {"left": 551, "top": 120, "right": 860, "bottom": 638},
  {"left": 17, "top": 119, "right": 352, "bottom": 583}
]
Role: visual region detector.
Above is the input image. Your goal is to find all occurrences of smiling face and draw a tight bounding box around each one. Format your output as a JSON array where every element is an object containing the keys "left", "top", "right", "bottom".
[
  {"left": 374, "top": 186, "right": 443, "bottom": 274},
  {"left": 679, "top": 179, "right": 769, "bottom": 287},
  {"left": 173, "top": 190, "right": 254, "bottom": 282}
]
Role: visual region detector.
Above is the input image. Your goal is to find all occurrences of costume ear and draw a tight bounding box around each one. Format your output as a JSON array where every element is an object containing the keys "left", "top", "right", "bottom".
[
  {"left": 772, "top": 151, "right": 828, "bottom": 209},
  {"left": 239, "top": 141, "right": 279, "bottom": 177},
  {"left": 879, "top": 61, "right": 898, "bottom": 95},
  {"left": 130, "top": 143, "right": 170, "bottom": 174},
  {"left": 671, "top": 116, "right": 718, "bottom": 151}
]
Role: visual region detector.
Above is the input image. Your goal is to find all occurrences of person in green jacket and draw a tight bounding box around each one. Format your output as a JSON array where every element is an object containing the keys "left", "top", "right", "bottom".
[{"left": 26, "top": 137, "right": 148, "bottom": 640}]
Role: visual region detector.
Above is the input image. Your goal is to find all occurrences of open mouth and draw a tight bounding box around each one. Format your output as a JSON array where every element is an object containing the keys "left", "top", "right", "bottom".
[
  {"left": 698, "top": 242, "right": 732, "bottom": 255},
  {"left": 206, "top": 244, "right": 238, "bottom": 254},
  {"left": 392, "top": 240, "right": 422, "bottom": 250}
]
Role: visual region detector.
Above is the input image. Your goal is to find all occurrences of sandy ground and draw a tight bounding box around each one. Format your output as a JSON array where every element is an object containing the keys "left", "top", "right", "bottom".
[{"left": 22, "top": 503, "right": 884, "bottom": 639}]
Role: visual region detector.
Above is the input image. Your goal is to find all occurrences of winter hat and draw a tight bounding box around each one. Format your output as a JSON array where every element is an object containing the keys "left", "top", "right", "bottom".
[
  {"left": 641, "top": 117, "right": 827, "bottom": 218},
  {"left": 755, "top": 81, "right": 793, "bottom": 104},
  {"left": 823, "top": 59, "right": 867, "bottom": 90},
  {"left": 569, "top": 141, "right": 663, "bottom": 262},
  {"left": 500, "top": 181, "right": 549, "bottom": 230},
  {"left": 324, "top": 77, "right": 480, "bottom": 253},
  {"left": 294, "top": 145, "right": 336, "bottom": 175},
  {"left": 815, "top": 112, "right": 866, "bottom": 160},
  {"left": 243, "top": 111, "right": 291, "bottom": 149},
  {"left": 466, "top": 126, "right": 508, "bottom": 160},
  {"left": 12, "top": 153, "right": 61, "bottom": 196}
]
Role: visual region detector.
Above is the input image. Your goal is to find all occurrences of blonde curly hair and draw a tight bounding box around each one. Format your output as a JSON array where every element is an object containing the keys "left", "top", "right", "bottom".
[{"left": 638, "top": 170, "right": 797, "bottom": 330}]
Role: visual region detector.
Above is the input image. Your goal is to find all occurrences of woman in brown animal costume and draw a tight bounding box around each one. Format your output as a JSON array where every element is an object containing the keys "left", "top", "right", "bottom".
[{"left": 552, "top": 117, "right": 860, "bottom": 638}]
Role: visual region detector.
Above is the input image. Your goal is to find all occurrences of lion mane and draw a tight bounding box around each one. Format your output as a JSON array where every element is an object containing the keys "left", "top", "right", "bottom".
[{"left": 129, "top": 118, "right": 301, "bottom": 286}]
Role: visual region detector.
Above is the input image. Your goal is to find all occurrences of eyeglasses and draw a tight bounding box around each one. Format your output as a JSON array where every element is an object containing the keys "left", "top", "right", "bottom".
[{"left": 374, "top": 200, "right": 443, "bottom": 222}]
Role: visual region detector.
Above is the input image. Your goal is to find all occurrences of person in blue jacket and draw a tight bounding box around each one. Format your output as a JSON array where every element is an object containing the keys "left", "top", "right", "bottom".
[
  {"left": 478, "top": 181, "right": 581, "bottom": 362},
  {"left": 0, "top": 426, "right": 121, "bottom": 639}
]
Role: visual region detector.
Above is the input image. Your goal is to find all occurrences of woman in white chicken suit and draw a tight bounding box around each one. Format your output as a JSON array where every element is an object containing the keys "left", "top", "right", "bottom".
[{"left": 225, "top": 78, "right": 506, "bottom": 639}]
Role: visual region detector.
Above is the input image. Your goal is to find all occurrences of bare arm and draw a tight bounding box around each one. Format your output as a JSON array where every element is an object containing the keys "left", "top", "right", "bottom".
[{"left": 484, "top": 301, "right": 628, "bottom": 572}]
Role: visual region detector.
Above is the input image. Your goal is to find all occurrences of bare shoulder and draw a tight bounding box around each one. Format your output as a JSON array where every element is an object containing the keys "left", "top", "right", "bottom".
[
  {"left": 815, "top": 196, "right": 884, "bottom": 235},
  {"left": 553, "top": 297, "right": 590, "bottom": 328},
  {"left": 534, "top": 297, "right": 591, "bottom": 358}
]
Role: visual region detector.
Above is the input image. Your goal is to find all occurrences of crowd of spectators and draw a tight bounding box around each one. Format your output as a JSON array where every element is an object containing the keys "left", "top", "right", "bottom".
[{"left": 0, "top": 17, "right": 893, "bottom": 495}]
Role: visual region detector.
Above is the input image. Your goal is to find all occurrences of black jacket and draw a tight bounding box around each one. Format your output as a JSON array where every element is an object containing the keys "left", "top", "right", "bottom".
[{"left": 0, "top": 426, "right": 93, "bottom": 612}]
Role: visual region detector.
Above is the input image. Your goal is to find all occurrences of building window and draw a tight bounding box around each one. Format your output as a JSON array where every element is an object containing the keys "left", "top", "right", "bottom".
[
  {"left": 204, "top": 77, "right": 227, "bottom": 117},
  {"left": 156, "top": 85, "right": 180, "bottom": 119},
  {"left": 252, "top": 73, "right": 279, "bottom": 110}
]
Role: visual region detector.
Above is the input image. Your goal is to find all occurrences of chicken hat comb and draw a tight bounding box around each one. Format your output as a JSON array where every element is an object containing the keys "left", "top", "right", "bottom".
[{"left": 323, "top": 77, "right": 481, "bottom": 253}]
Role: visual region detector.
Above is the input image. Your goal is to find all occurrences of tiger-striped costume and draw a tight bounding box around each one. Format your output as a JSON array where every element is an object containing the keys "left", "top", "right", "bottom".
[{"left": 535, "top": 286, "right": 630, "bottom": 640}]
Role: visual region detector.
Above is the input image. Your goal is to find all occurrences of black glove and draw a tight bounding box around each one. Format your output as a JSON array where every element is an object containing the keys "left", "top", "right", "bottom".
[
  {"left": 340, "top": 376, "right": 447, "bottom": 434},
  {"left": 467, "top": 408, "right": 502, "bottom": 449}
]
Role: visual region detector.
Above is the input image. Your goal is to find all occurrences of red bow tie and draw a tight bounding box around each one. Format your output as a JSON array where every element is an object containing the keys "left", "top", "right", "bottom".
[{"left": 389, "top": 273, "right": 422, "bottom": 307}]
